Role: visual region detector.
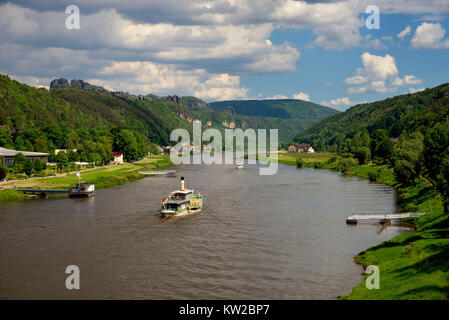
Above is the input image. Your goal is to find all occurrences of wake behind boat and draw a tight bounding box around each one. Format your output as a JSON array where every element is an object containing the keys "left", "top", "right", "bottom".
[{"left": 160, "top": 177, "right": 203, "bottom": 217}]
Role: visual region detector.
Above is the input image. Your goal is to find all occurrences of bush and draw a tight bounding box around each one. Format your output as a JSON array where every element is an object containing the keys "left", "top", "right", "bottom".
[
  {"left": 340, "top": 152, "right": 353, "bottom": 158},
  {"left": 368, "top": 170, "right": 380, "bottom": 182},
  {"left": 338, "top": 158, "right": 353, "bottom": 174},
  {"left": 327, "top": 156, "right": 339, "bottom": 164},
  {"left": 314, "top": 161, "right": 324, "bottom": 169},
  {"left": 296, "top": 157, "right": 304, "bottom": 168},
  {"left": 0, "top": 165, "right": 8, "bottom": 180},
  {"left": 354, "top": 147, "right": 371, "bottom": 165}
]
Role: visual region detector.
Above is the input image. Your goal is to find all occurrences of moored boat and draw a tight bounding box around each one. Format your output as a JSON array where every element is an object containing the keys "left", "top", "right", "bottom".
[
  {"left": 160, "top": 177, "right": 203, "bottom": 217},
  {"left": 69, "top": 183, "right": 96, "bottom": 198}
]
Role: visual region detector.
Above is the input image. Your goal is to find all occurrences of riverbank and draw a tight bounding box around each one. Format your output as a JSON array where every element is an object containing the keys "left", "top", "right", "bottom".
[
  {"left": 275, "top": 152, "right": 449, "bottom": 299},
  {"left": 0, "top": 155, "right": 172, "bottom": 201}
]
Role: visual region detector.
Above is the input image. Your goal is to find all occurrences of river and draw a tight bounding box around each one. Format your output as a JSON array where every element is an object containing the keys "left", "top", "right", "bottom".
[{"left": 0, "top": 162, "right": 410, "bottom": 299}]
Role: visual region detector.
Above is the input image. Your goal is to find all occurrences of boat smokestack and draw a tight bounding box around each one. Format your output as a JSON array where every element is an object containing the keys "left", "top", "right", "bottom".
[{"left": 180, "top": 177, "right": 185, "bottom": 191}]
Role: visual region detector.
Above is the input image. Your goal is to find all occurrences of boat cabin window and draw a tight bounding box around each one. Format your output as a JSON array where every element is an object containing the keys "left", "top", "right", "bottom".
[
  {"left": 166, "top": 203, "right": 179, "bottom": 209},
  {"left": 171, "top": 192, "right": 192, "bottom": 199}
]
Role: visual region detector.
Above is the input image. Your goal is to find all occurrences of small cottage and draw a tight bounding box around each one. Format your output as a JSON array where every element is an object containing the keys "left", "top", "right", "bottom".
[{"left": 111, "top": 152, "right": 124, "bottom": 165}]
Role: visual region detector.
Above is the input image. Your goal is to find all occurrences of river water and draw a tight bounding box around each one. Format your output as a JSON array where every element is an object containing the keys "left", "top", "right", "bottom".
[{"left": 0, "top": 163, "right": 410, "bottom": 299}]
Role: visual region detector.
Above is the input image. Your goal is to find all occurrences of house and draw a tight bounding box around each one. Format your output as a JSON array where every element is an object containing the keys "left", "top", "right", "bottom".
[
  {"left": 74, "top": 161, "right": 89, "bottom": 167},
  {"left": 55, "top": 149, "right": 77, "bottom": 155},
  {"left": 288, "top": 145, "right": 297, "bottom": 153},
  {"left": 111, "top": 152, "right": 124, "bottom": 165},
  {"left": 0, "top": 147, "right": 49, "bottom": 166},
  {"left": 296, "top": 144, "right": 315, "bottom": 153}
]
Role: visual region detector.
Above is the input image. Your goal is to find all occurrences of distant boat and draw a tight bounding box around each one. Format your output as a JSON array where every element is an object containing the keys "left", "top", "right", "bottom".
[
  {"left": 160, "top": 177, "right": 203, "bottom": 217},
  {"left": 236, "top": 164, "right": 244, "bottom": 169}
]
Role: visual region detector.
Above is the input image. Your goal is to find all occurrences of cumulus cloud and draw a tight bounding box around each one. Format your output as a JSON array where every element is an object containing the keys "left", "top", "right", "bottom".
[
  {"left": 1, "top": 0, "right": 447, "bottom": 100},
  {"left": 410, "top": 22, "right": 449, "bottom": 49},
  {"left": 94, "top": 61, "right": 249, "bottom": 101},
  {"left": 397, "top": 26, "right": 411, "bottom": 39},
  {"left": 409, "top": 87, "right": 425, "bottom": 93},
  {"left": 264, "top": 91, "right": 310, "bottom": 101},
  {"left": 265, "top": 94, "right": 288, "bottom": 100},
  {"left": 345, "top": 52, "right": 422, "bottom": 94},
  {"left": 292, "top": 92, "right": 310, "bottom": 101},
  {"left": 321, "top": 97, "right": 366, "bottom": 111}
]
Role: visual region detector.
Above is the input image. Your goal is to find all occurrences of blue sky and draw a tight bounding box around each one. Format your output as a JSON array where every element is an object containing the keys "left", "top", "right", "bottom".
[{"left": 0, "top": 0, "right": 448, "bottom": 110}]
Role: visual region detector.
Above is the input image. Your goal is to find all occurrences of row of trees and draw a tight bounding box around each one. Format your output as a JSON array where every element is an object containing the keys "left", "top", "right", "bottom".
[
  {"left": 0, "top": 126, "right": 151, "bottom": 170},
  {"left": 340, "top": 124, "right": 449, "bottom": 214}
]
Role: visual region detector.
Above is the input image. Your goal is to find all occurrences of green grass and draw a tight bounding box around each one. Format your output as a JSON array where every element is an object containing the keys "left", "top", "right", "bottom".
[
  {"left": 0, "top": 189, "right": 25, "bottom": 201},
  {"left": 343, "top": 230, "right": 449, "bottom": 300},
  {"left": 0, "top": 155, "right": 172, "bottom": 200},
  {"left": 276, "top": 152, "right": 449, "bottom": 300}
]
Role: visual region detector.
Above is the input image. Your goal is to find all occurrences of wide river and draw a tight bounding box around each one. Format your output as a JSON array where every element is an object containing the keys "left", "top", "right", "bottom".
[{"left": 0, "top": 162, "right": 410, "bottom": 299}]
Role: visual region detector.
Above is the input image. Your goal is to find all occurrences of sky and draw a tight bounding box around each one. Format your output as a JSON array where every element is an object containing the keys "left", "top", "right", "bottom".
[{"left": 0, "top": 0, "right": 448, "bottom": 110}]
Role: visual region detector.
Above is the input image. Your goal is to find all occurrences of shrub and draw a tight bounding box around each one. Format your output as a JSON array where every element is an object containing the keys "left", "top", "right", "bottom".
[
  {"left": 354, "top": 147, "right": 371, "bottom": 164},
  {"left": 314, "top": 161, "right": 324, "bottom": 169},
  {"left": 338, "top": 158, "right": 353, "bottom": 175},
  {"left": 368, "top": 171, "right": 380, "bottom": 182},
  {"left": 327, "top": 156, "right": 339, "bottom": 164},
  {"left": 0, "top": 165, "right": 8, "bottom": 180},
  {"left": 296, "top": 157, "right": 304, "bottom": 168}
]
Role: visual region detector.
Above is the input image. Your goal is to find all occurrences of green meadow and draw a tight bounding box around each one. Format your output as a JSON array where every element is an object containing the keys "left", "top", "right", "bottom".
[{"left": 0, "top": 155, "right": 172, "bottom": 199}]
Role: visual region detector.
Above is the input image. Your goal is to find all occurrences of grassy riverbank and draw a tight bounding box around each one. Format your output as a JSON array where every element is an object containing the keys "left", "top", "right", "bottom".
[
  {"left": 276, "top": 152, "right": 449, "bottom": 299},
  {"left": 0, "top": 155, "right": 172, "bottom": 201}
]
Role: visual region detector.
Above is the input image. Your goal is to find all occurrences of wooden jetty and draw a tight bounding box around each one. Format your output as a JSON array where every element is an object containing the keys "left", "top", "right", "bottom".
[
  {"left": 346, "top": 211, "right": 428, "bottom": 234},
  {"left": 18, "top": 183, "right": 96, "bottom": 198},
  {"left": 346, "top": 211, "right": 428, "bottom": 225}
]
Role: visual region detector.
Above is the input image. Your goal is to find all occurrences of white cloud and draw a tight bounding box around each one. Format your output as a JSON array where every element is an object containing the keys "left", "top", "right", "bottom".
[
  {"left": 265, "top": 94, "right": 288, "bottom": 100},
  {"left": 93, "top": 61, "right": 249, "bottom": 101},
  {"left": 292, "top": 92, "right": 310, "bottom": 101},
  {"left": 0, "top": 3, "right": 300, "bottom": 76},
  {"left": 345, "top": 52, "right": 422, "bottom": 94},
  {"left": 264, "top": 91, "right": 310, "bottom": 101},
  {"left": 393, "top": 75, "right": 423, "bottom": 86},
  {"left": 321, "top": 97, "right": 366, "bottom": 111},
  {"left": 410, "top": 22, "right": 449, "bottom": 49},
  {"left": 409, "top": 87, "right": 425, "bottom": 93},
  {"left": 397, "top": 26, "right": 411, "bottom": 39}
]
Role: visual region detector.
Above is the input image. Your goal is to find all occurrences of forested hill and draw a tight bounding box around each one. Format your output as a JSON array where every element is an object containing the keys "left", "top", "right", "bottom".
[
  {"left": 295, "top": 83, "right": 449, "bottom": 148},
  {"left": 0, "top": 75, "right": 337, "bottom": 144},
  {"left": 209, "top": 99, "right": 338, "bottom": 120}
]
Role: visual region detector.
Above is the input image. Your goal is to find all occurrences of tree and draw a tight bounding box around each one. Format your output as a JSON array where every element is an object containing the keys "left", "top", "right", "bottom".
[
  {"left": 354, "top": 147, "right": 371, "bottom": 165},
  {"left": 34, "top": 136, "right": 49, "bottom": 153},
  {"left": 23, "top": 159, "right": 33, "bottom": 175},
  {"left": 0, "top": 166, "right": 7, "bottom": 180},
  {"left": 394, "top": 132, "right": 423, "bottom": 186},
  {"left": 55, "top": 152, "right": 68, "bottom": 170},
  {"left": 339, "top": 158, "right": 353, "bottom": 175},
  {"left": 423, "top": 122, "right": 449, "bottom": 214},
  {"left": 370, "top": 129, "right": 395, "bottom": 164},
  {"left": 13, "top": 152, "right": 28, "bottom": 173},
  {"left": 114, "top": 129, "right": 139, "bottom": 162},
  {"left": 33, "top": 160, "right": 47, "bottom": 172},
  {"left": 0, "top": 128, "right": 14, "bottom": 148}
]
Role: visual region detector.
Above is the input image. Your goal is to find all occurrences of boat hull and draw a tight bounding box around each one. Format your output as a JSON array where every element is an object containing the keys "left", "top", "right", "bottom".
[{"left": 69, "top": 192, "right": 96, "bottom": 198}]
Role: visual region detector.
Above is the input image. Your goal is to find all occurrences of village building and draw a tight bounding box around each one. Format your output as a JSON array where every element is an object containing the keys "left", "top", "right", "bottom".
[
  {"left": 296, "top": 144, "right": 315, "bottom": 153},
  {"left": 288, "top": 145, "right": 297, "bottom": 153},
  {"left": 111, "top": 151, "right": 124, "bottom": 165},
  {"left": 54, "top": 149, "right": 77, "bottom": 155},
  {"left": 0, "top": 147, "right": 49, "bottom": 166}
]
